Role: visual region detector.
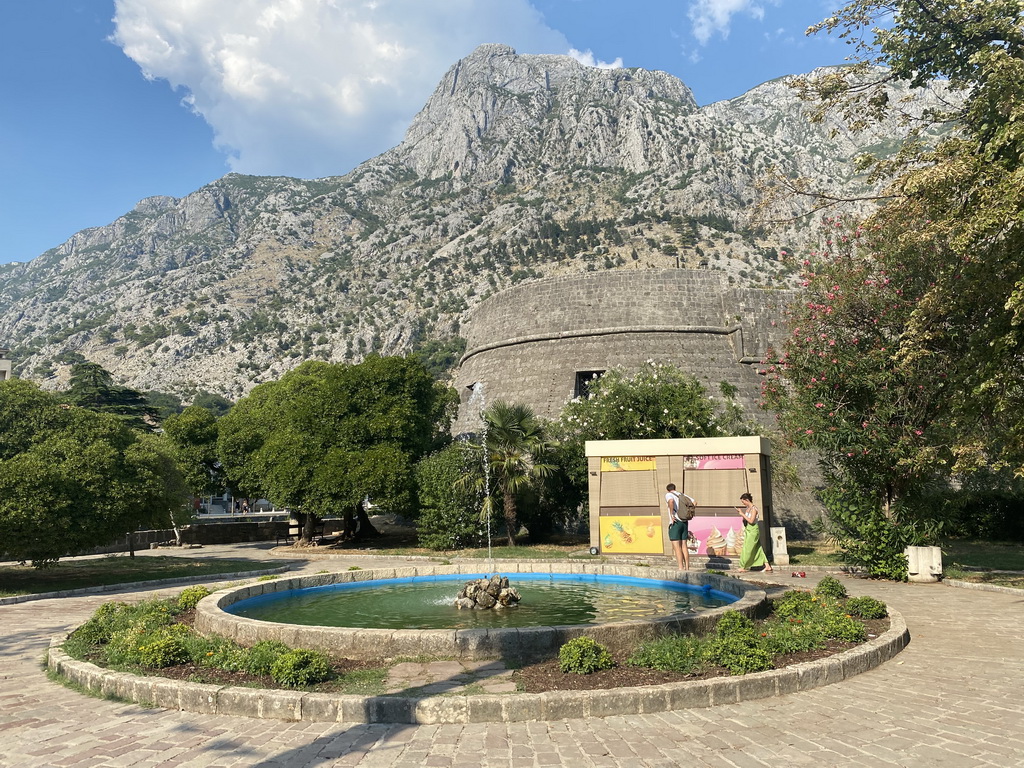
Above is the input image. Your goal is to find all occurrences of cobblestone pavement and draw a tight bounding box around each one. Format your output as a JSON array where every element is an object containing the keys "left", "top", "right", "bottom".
[{"left": 2, "top": 545, "right": 1022, "bottom": 767}]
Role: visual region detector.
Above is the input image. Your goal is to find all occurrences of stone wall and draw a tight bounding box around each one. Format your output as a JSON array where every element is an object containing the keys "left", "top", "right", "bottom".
[{"left": 453, "top": 269, "right": 821, "bottom": 532}]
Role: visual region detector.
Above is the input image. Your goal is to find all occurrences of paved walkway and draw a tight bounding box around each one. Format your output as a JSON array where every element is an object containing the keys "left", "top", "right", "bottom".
[{"left": 2, "top": 544, "right": 1023, "bottom": 767}]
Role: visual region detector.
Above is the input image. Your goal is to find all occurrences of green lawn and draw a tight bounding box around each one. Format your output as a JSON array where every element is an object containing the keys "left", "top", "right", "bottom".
[
  {"left": 0, "top": 556, "right": 277, "bottom": 597},
  {"left": 941, "top": 540, "right": 1024, "bottom": 572}
]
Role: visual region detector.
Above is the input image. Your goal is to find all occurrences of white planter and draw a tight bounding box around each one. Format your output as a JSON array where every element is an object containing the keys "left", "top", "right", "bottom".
[{"left": 905, "top": 545, "right": 942, "bottom": 583}]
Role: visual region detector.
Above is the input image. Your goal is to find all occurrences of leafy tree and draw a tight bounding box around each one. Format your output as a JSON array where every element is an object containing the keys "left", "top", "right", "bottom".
[
  {"left": 65, "top": 361, "right": 157, "bottom": 431},
  {"left": 551, "top": 362, "right": 734, "bottom": 503},
  {"left": 414, "top": 442, "right": 486, "bottom": 550},
  {"left": 162, "top": 406, "right": 223, "bottom": 544},
  {"left": 792, "top": 1, "right": 1024, "bottom": 473},
  {"left": 0, "top": 379, "right": 187, "bottom": 565},
  {"left": 217, "top": 356, "right": 455, "bottom": 543},
  {"left": 478, "top": 401, "right": 555, "bottom": 546},
  {"left": 191, "top": 390, "right": 233, "bottom": 417}
]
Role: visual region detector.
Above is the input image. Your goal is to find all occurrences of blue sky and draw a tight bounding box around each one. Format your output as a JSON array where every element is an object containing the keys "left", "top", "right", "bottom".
[{"left": 1, "top": 0, "right": 850, "bottom": 265}]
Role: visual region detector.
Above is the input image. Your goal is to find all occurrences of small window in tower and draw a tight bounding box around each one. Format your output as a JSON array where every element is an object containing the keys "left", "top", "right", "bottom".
[{"left": 575, "top": 370, "right": 605, "bottom": 399}]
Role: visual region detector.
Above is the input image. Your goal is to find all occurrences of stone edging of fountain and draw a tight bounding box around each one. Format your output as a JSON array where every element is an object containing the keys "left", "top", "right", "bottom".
[
  {"left": 46, "top": 607, "right": 908, "bottom": 724},
  {"left": 193, "top": 563, "right": 767, "bottom": 662}
]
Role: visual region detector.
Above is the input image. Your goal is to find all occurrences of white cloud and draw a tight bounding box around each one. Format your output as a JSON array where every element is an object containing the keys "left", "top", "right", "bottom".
[
  {"left": 687, "top": 0, "right": 770, "bottom": 45},
  {"left": 567, "top": 48, "right": 623, "bottom": 70},
  {"left": 111, "top": 0, "right": 570, "bottom": 178}
]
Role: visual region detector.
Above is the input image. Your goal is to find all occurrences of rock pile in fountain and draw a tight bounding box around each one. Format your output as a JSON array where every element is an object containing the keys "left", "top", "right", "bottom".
[{"left": 454, "top": 574, "right": 521, "bottom": 609}]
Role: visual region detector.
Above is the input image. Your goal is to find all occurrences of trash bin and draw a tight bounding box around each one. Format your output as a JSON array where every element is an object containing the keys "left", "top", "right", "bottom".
[{"left": 905, "top": 545, "right": 942, "bottom": 583}]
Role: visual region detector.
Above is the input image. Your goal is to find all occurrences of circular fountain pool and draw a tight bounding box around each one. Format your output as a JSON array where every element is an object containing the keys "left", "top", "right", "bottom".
[
  {"left": 226, "top": 572, "right": 735, "bottom": 629},
  {"left": 195, "top": 563, "right": 767, "bottom": 662}
]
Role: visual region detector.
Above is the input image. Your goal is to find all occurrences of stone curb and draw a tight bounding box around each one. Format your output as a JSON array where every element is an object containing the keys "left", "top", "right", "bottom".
[
  {"left": 944, "top": 579, "right": 1024, "bottom": 596},
  {"left": 195, "top": 563, "right": 768, "bottom": 662},
  {"left": 0, "top": 566, "right": 293, "bottom": 606},
  {"left": 46, "top": 608, "right": 908, "bottom": 724}
]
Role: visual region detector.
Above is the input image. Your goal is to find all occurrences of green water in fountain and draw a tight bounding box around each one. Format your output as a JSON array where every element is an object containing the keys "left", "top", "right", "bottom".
[{"left": 229, "top": 574, "right": 733, "bottom": 629}]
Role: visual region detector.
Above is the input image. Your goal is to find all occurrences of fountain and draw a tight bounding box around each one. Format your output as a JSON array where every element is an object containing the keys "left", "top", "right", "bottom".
[
  {"left": 195, "top": 564, "right": 765, "bottom": 662},
  {"left": 465, "top": 381, "right": 493, "bottom": 570}
]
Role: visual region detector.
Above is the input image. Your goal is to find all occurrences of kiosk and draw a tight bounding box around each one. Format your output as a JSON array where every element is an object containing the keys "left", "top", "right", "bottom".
[{"left": 585, "top": 436, "right": 773, "bottom": 563}]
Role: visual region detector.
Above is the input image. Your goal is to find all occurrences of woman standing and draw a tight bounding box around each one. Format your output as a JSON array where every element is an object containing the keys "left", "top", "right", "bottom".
[{"left": 735, "top": 492, "right": 772, "bottom": 573}]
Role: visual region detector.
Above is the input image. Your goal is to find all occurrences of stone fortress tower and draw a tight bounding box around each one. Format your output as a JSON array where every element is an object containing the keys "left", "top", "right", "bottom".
[{"left": 453, "top": 269, "right": 820, "bottom": 530}]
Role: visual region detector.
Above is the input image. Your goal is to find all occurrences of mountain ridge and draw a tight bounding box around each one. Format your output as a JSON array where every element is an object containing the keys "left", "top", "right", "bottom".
[{"left": 0, "top": 45, "right": 952, "bottom": 402}]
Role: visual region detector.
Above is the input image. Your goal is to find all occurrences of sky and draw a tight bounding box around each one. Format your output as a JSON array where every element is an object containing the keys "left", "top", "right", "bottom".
[{"left": 1, "top": 0, "right": 853, "bottom": 265}]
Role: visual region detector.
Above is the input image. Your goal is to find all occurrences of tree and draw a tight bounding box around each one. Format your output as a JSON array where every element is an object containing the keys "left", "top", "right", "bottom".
[
  {"left": 479, "top": 401, "right": 555, "bottom": 546},
  {"left": 551, "top": 362, "right": 738, "bottom": 502},
  {"left": 415, "top": 442, "right": 485, "bottom": 550},
  {"left": 162, "top": 406, "right": 223, "bottom": 544},
  {"left": 65, "top": 361, "right": 157, "bottom": 431},
  {"left": 792, "top": 1, "right": 1024, "bottom": 473},
  {"left": 760, "top": 1, "right": 1024, "bottom": 574},
  {"left": 0, "top": 379, "right": 187, "bottom": 565},
  {"left": 217, "top": 356, "right": 455, "bottom": 543}
]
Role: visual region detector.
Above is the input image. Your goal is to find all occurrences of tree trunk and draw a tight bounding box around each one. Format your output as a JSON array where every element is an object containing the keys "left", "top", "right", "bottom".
[
  {"left": 503, "top": 489, "right": 517, "bottom": 546},
  {"left": 342, "top": 503, "right": 381, "bottom": 541}
]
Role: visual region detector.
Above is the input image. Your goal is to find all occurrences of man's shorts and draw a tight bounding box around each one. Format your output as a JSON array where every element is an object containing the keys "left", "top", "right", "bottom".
[{"left": 668, "top": 520, "right": 689, "bottom": 541}]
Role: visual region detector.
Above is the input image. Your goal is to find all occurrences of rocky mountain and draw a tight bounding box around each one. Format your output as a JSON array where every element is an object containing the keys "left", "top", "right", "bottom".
[{"left": 0, "top": 44, "right": 952, "bottom": 402}]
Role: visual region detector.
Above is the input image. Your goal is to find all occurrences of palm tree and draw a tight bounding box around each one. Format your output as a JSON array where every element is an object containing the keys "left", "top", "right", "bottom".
[{"left": 482, "top": 400, "right": 555, "bottom": 546}]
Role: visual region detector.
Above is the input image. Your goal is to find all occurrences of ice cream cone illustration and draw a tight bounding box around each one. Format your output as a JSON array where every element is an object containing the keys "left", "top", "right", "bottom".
[
  {"left": 725, "top": 527, "right": 737, "bottom": 556},
  {"left": 706, "top": 526, "right": 726, "bottom": 556}
]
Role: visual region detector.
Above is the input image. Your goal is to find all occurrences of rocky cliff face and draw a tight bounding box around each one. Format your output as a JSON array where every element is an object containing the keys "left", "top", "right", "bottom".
[{"left": 0, "top": 45, "right": 952, "bottom": 401}]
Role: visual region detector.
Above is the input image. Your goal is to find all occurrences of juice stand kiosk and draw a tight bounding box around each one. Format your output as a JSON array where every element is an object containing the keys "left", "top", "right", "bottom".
[{"left": 584, "top": 436, "right": 774, "bottom": 562}]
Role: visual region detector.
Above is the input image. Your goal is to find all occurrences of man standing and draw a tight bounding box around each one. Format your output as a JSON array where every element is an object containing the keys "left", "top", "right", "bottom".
[{"left": 665, "top": 483, "right": 695, "bottom": 570}]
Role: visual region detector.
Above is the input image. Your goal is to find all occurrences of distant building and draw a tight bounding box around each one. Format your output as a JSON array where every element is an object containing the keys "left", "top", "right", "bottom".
[{"left": 0, "top": 348, "right": 11, "bottom": 382}]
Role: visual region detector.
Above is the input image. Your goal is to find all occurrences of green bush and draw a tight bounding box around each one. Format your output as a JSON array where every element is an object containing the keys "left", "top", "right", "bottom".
[
  {"left": 819, "top": 611, "right": 868, "bottom": 643},
  {"left": 415, "top": 444, "right": 485, "bottom": 550},
  {"left": 707, "top": 637, "right": 774, "bottom": 675},
  {"left": 138, "top": 628, "right": 191, "bottom": 668},
  {"left": 714, "top": 611, "right": 757, "bottom": 642},
  {"left": 70, "top": 601, "right": 133, "bottom": 646},
  {"left": 814, "top": 576, "right": 848, "bottom": 600},
  {"left": 845, "top": 596, "right": 888, "bottom": 619},
  {"left": 627, "top": 635, "right": 708, "bottom": 674},
  {"left": 244, "top": 640, "right": 291, "bottom": 676},
  {"left": 270, "top": 649, "right": 332, "bottom": 687},
  {"left": 558, "top": 637, "right": 615, "bottom": 675},
  {"left": 758, "top": 617, "right": 826, "bottom": 656},
  {"left": 773, "top": 591, "right": 823, "bottom": 621},
  {"left": 177, "top": 586, "right": 212, "bottom": 611}
]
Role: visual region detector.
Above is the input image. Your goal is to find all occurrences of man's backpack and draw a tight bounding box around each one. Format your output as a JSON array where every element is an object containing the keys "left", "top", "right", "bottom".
[{"left": 683, "top": 498, "right": 696, "bottom": 520}]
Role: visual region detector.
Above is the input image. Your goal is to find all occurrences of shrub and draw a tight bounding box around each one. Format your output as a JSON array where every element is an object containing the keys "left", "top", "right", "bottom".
[
  {"left": 708, "top": 637, "right": 774, "bottom": 675},
  {"left": 70, "top": 601, "right": 133, "bottom": 646},
  {"left": 270, "top": 649, "right": 332, "bottom": 687},
  {"left": 627, "top": 635, "right": 708, "bottom": 674},
  {"left": 758, "top": 617, "right": 826, "bottom": 656},
  {"left": 814, "top": 576, "right": 848, "bottom": 600},
  {"left": 244, "top": 640, "right": 291, "bottom": 676},
  {"left": 415, "top": 444, "right": 485, "bottom": 550},
  {"left": 714, "top": 611, "right": 757, "bottom": 642},
  {"left": 177, "top": 586, "right": 212, "bottom": 611},
  {"left": 137, "top": 628, "right": 190, "bottom": 668},
  {"left": 773, "top": 591, "right": 822, "bottom": 621},
  {"left": 818, "top": 611, "right": 868, "bottom": 643},
  {"left": 558, "top": 637, "right": 615, "bottom": 675},
  {"left": 845, "top": 596, "right": 888, "bottom": 619}
]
